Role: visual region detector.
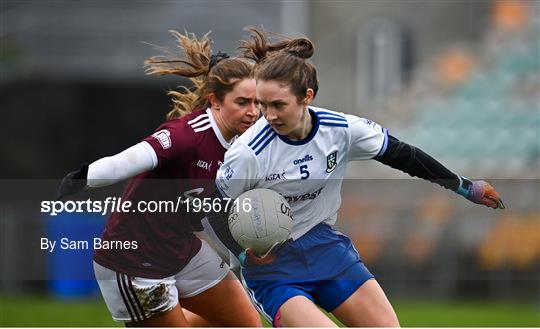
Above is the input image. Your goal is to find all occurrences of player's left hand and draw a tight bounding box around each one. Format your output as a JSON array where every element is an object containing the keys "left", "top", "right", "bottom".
[{"left": 458, "top": 177, "right": 505, "bottom": 209}]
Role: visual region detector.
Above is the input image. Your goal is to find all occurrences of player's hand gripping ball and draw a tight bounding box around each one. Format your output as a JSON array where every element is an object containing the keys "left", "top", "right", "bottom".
[
  {"left": 228, "top": 188, "right": 293, "bottom": 263},
  {"left": 239, "top": 244, "right": 280, "bottom": 267},
  {"left": 458, "top": 177, "right": 505, "bottom": 209}
]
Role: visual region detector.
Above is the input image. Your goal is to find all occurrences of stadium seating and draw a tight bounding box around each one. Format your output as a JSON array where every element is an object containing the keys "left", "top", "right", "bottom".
[{"left": 398, "top": 17, "right": 539, "bottom": 177}]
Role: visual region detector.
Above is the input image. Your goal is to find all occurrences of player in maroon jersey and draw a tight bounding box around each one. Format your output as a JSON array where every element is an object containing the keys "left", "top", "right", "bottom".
[{"left": 57, "top": 31, "right": 261, "bottom": 327}]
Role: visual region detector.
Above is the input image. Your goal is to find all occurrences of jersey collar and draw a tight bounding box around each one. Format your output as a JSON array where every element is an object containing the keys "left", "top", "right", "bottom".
[
  {"left": 206, "top": 108, "right": 236, "bottom": 149},
  {"left": 277, "top": 108, "right": 320, "bottom": 146}
]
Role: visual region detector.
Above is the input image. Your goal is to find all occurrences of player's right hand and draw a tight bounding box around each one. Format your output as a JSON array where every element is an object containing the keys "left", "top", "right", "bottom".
[
  {"left": 56, "top": 163, "right": 89, "bottom": 200},
  {"left": 239, "top": 249, "right": 276, "bottom": 267},
  {"left": 238, "top": 241, "right": 284, "bottom": 267}
]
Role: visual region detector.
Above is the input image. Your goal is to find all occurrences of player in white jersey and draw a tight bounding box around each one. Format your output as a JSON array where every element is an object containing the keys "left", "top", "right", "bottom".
[{"left": 210, "top": 27, "right": 505, "bottom": 327}]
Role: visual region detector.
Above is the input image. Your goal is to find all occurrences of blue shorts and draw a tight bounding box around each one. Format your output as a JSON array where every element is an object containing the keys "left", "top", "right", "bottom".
[{"left": 241, "top": 223, "right": 374, "bottom": 326}]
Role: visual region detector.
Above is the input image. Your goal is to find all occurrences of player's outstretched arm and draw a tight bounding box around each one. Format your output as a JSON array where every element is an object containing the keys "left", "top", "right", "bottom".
[
  {"left": 374, "top": 135, "right": 505, "bottom": 209},
  {"left": 56, "top": 141, "right": 157, "bottom": 200}
]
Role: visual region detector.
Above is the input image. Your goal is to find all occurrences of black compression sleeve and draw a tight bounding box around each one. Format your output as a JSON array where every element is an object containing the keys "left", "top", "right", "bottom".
[
  {"left": 374, "top": 135, "right": 461, "bottom": 191},
  {"left": 206, "top": 189, "right": 244, "bottom": 257}
]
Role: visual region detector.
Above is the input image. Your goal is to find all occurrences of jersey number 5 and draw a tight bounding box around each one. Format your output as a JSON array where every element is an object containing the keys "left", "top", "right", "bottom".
[{"left": 300, "top": 165, "right": 310, "bottom": 180}]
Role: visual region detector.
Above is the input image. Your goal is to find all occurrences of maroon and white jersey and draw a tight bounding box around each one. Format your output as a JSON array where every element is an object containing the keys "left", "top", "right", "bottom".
[{"left": 94, "top": 109, "right": 232, "bottom": 279}]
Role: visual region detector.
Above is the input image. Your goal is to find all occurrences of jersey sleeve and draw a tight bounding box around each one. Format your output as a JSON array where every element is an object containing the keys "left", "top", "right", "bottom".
[
  {"left": 346, "top": 114, "right": 389, "bottom": 161},
  {"left": 143, "top": 121, "right": 192, "bottom": 167},
  {"left": 87, "top": 141, "right": 156, "bottom": 188},
  {"left": 215, "top": 142, "right": 259, "bottom": 199}
]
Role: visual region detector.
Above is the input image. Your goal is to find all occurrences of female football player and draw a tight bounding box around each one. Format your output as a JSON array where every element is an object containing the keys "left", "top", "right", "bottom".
[
  {"left": 212, "top": 27, "right": 505, "bottom": 327},
  {"left": 57, "top": 31, "right": 261, "bottom": 327}
]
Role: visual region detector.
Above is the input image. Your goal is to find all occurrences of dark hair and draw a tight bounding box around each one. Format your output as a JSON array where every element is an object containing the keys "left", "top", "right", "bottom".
[
  {"left": 144, "top": 30, "right": 253, "bottom": 120},
  {"left": 239, "top": 27, "right": 318, "bottom": 101}
]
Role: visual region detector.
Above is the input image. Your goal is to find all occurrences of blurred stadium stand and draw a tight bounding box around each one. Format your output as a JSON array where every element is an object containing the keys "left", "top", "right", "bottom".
[
  {"left": 1, "top": 0, "right": 538, "bottom": 302},
  {"left": 397, "top": 5, "right": 539, "bottom": 178},
  {"left": 1, "top": 1, "right": 280, "bottom": 81}
]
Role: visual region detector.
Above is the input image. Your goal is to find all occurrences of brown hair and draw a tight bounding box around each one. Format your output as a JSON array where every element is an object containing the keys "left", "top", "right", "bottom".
[
  {"left": 239, "top": 27, "right": 319, "bottom": 101},
  {"left": 145, "top": 30, "right": 253, "bottom": 120}
]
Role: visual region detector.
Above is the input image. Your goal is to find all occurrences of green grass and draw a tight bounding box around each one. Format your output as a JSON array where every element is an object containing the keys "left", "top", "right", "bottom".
[
  {"left": 1, "top": 295, "right": 538, "bottom": 327},
  {"left": 0, "top": 295, "right": 120, "bottom": 327},
  {"left": 392, "top": 299, "right": 540, "bottom": 327}
]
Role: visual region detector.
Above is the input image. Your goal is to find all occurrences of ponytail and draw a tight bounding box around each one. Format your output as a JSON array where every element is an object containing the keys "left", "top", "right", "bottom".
[
  {"left": 239, "top": 27, "right": 318, "bottom": 101},
  {"left": 145, "top": 31, "right": 252, "bottom": 120},
  {"left": 239, "top": 26, "right": 314, "bottom": 62}
]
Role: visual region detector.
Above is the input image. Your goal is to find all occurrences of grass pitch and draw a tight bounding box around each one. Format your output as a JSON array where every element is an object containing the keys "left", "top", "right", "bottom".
[{"left": 1, "top": 294, "right": 538, "bottom": 327}]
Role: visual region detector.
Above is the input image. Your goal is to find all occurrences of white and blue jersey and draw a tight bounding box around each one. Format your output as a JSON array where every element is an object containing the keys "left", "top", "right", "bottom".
[
  {"left": 216, "top": 106, "right": 388, "bottom": 240},
  {"left": 216, "top": 106, "right": 388, "bottom": 325}
]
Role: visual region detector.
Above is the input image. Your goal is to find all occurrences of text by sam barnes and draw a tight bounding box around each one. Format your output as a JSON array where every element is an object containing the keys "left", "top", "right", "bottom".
[{"left": 41, "top": 238, "right": 137, "bottom": 252}]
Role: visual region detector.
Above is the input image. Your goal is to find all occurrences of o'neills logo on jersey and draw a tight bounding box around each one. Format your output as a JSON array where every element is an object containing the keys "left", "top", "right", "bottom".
[
  {"left": 326, "top": 151, "right": 338, "bottom": 173},
  {"left": 283, "top": 187, "right": 323, "bottom": 203},
  {"left": 152, "top": 129, "right": 171, "bottom": 149},
  {"left": 293, "top": 154, "right": 313, "bottom": 165}
]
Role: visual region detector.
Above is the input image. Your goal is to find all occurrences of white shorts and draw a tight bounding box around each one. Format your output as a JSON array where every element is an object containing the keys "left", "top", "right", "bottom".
[{"left": 94, "top": 239, "right": 229, "bottom": 322}]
